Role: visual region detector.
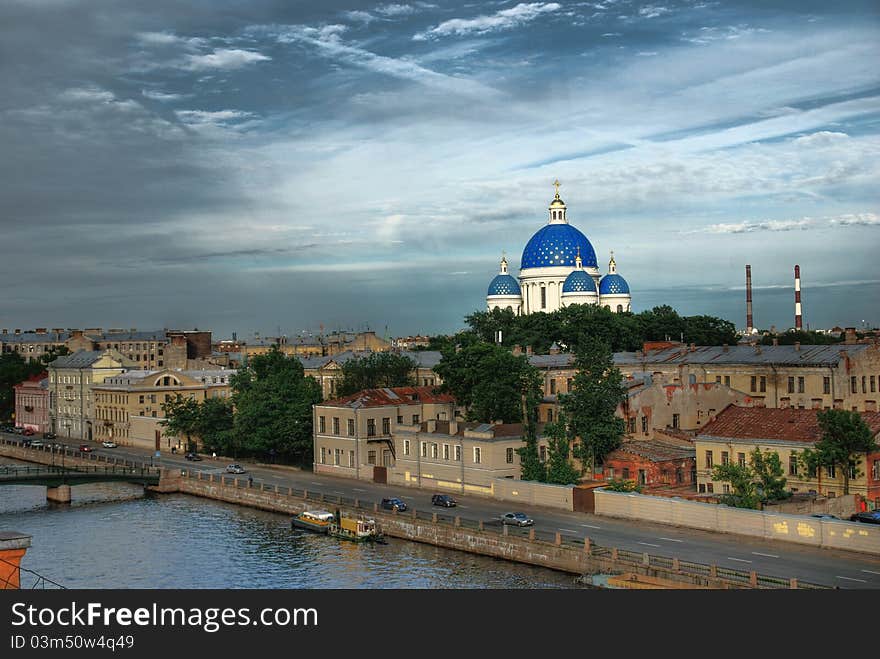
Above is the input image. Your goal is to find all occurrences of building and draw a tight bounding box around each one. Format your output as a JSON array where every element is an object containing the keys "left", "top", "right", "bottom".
[
  {"left": 485, "top": 181, "right": 632, "bottom": 315},
  {"left": 47, "top": 350, "right": 136, "bottom": 440},
  {"left": 1, "top": 328, "right": 69, "bottom": 363},
  {"left": 391, "top": 335, "right": 431, "bottom": 349},
  {"left": 92, "top": 368, "right": 236, "bottom": 450},
  {"left": 602, "top": 440, "right": 696, "bottom": 490},
  {"left": 390, "top": 421, "right": 532, "bottom": 495},
  {"left": 13, "top": 373, "right": 49, "bottom": 433},
  {"left": 312, "top": 386, "right": 456, "bottom": 482},
  {"left": 695, "top": 406, "right": 880, "bottom": 505},
  {"left": 213, "top": 330, "right": 392, "bottom": 360},
  {"left": 299, "top": 350, "right": 442, "bottom": 399}
]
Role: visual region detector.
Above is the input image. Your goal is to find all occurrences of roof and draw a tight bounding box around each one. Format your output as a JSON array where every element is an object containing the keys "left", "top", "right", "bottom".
[
  {"left": 0, "top": 331, "right": 69, "bottom": 344},
  {"left": 698, "top": 406, "right": 880, "bottom": 444},
  {"left": 607, "top": 440, "right": 695, "bottom": 462},
  {"left": 91, "top": 330, "right": 168, "bottom": 342},
  {"left": 614, "top": 344, "right": 869, "bottom": 367},
  {"left": 321, "top": 386, "right": 455, "bottom": 409},
  {"left": 296, "top": 350, "right": 442, "bottom": 370},
  {"left": 48, "top": 350, "right": 105, "bottom": 369}
]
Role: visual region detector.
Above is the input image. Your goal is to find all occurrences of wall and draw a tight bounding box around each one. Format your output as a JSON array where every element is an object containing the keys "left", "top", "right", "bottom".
[
  {"left": 492, "top": 478, "right": 574, "bottom": 511},
  {"left": 594, "top": 489, "right": 880, "bottom": 555}
]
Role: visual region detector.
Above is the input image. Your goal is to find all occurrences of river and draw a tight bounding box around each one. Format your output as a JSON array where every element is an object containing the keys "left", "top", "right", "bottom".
[{"left": 0, "top": 480, "right": 581, "bottom": 589}]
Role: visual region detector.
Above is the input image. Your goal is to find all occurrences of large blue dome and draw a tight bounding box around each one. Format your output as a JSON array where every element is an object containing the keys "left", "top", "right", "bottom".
[
  {"left": 521, "top": 224, "right": 597, "bottom": 270},
  {"left": 487, "top": 274, "right": 521, "bottom": 296},
  {"left": 599, "top": 273, "right": 630, "bottom": 295},
  {"left": 562, "top": 270, "right": 596, "bottom": 294}
]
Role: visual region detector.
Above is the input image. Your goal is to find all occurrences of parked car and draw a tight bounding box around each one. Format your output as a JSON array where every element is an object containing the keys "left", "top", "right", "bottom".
[
  {"left": 850, "top": 511, "right": 880, "bottom": 524},
  {"left": 381, "top": 497, "right": 408, "bottom": 512},
  {"left": 20, "top": 437, "right": 33, "bottom": 447},
  {"left": 102, "top": 440, "right": 117, "bottom": 448},
  {"left": 23, "top": 428, "right": 34, "bottom": 436},
  {"left": 501, "top": 512, "right": 534, "bottom": 527},
  {"left": 0, "top": 425, "right": 13, "bottom": 433},
  {"left": 12, "top": 427, "right": 24, "bottom": 435},
  {"left": 809, "top": 513, "right": 840, "bottom": 520},
  {"left": 184, "top": 452, "right": 203, "bottom": 461},
  {"left": 226, "top": 464, "right": 246, "bottom": 474},
  {"left": 431, "top": 494, "right": 457, "bottom": 507},
  {"left": 43, "top": 432, "right": 56, "bottom": 440},
  {"left": 28, "top": 439, "right": 44, "bottom": 448},
  {"left": 78, "top": 444, "right": 92, "bottom": 453}
]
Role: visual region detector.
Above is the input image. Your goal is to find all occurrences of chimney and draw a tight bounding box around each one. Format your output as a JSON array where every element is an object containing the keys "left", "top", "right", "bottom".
[
  {"left": 794, "top": 265, "right": 803, "bottom": 330},
  {"left": 549, "top": 342, "right": 560, "bottom": 355},
  {"left": 844, "top": 327, "right": 857, "bottom": 344},
  {"left": 35, "top": 328, "right": 47, "bottom": 334},
  {"left": 14, "top": 329, "right": 21, "bottom": 335},
  {"left": 1, "top": 329, "right": 6, "bottom": 335},
  {"left": 448, "top": 419, "right": 459, "bottom": 436},
  {"left": 745, "top": 264, "right": 753, "bottom": 334}
]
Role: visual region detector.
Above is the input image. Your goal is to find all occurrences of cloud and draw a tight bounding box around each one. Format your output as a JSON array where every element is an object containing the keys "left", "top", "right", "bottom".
[
  {"left": 638, "top": 5, "right": 671, "bottom": 19},
  {"left": 182, "top": 49, "right": 271, "bottom": 71},
  {"left": 793, "top": 130, "right": 848, "bottom": 146},
  {"left": 375, "top": 4, "right": 417, "bottom": 16},
  {"left": 829, "top": 213, "right": 880, "bottom": 226},
  {"left": 414, "top": 2, "right": 562, "bottom": 40},
  {"left": 343, "top": 10, "right": 376, "bottom": 24},
  {"left": 689, "top": 214, "right": 879, "bottom": 235},
  {"left": 141, "top": 89, "right": 185, "bottom": 102}
]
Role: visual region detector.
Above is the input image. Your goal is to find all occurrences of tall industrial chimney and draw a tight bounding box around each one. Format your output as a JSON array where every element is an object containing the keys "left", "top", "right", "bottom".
[
  {"left": 794, "top": 265, "right": 803, "bottom": 330},
  {"left": 745, "top": 264, "right": 753, "bottom": 334}
]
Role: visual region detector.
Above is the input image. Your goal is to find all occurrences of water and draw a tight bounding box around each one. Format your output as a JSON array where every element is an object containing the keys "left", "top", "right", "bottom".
[{"left": 0, "top": 482, "right": 580, "bottom": 589}]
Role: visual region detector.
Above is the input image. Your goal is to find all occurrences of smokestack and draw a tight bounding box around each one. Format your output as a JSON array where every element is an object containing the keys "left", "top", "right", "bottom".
[
  {"left": 794, "top": 265, "right": 802, "bottom": 330},
  {"left": 745, "top": 264, "right": 753, "bottom": 334}
]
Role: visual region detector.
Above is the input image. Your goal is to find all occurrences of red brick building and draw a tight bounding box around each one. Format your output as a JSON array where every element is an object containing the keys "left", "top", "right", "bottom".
[
  {"left": 602, "top": 440, "right": 696, "bottom": 490},
  {"left": 14, "top": 372, "right": 50, "bottom": 433}
]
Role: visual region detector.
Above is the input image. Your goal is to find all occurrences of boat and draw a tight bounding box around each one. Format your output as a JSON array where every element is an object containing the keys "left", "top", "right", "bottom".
[
  {"left": 328, "top": 513, "right": 384, "bottom": 543},
  {"left": 291, "top": 510, "right": 335, "bottom": 534}
]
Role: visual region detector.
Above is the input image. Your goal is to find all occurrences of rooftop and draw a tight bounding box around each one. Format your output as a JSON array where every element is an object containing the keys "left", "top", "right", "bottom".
[
  {"left": 607, "top": 440, "right": 695, "bottom": 462},
  {"left": 698, "top": 406, "right": 880, "bottom": 444},
  {"left": 321, "top": 386, "right": 454, "bottom": 409}
]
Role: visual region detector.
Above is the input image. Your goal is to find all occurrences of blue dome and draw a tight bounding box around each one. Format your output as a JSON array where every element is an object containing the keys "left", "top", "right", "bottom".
[
  {"left": 599, "top": 273, "right": 630, "bottom": 295},
  {"left": 521, "top": 224, "right": 597, "bottom": 270},
  {"left": 562, "top": 270, "right": 596, "bottom": 294},
  {"left": 487, "top": 274, "right": 521, "bottom": 296}
]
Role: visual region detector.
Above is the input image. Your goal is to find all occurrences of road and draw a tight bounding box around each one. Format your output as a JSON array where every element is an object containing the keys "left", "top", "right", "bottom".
[{"left": 6, "top": 433, "right": 880, "bottom": 588}]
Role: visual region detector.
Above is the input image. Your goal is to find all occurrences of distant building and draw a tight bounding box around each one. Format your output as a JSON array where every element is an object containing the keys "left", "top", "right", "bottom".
[
  {"left": 13, "top": 373, "right": 49, "bottom": 433},
  {"left": 392, "top": 335, "right": 431, "bottom": 349},
  {"left": 695, "top": 406, "right": 880, "bottom": 505},
  {"left": 602, "top": 440, "right": 696, "bottom": 491},
  {"left": 298, "top": 350, "right": 442, "bottom": 399},
  {"left": 213, "top": 330, "right": 392, "bottom": 360}
]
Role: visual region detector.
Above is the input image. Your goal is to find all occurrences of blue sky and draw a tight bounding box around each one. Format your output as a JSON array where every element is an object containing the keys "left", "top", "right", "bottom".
[{"left": 0, "top": 1, "right": 878, "bottom": 339}]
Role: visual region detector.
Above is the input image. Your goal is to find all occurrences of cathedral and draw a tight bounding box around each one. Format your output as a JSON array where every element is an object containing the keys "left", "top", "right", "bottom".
[{"left": 486, "top": 182, "right": 631, "bottom": 315}]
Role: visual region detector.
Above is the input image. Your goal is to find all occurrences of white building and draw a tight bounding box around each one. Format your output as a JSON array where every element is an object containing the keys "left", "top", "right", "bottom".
[{"left": 486, "top": 182, "right": 632, "bottom": 315}]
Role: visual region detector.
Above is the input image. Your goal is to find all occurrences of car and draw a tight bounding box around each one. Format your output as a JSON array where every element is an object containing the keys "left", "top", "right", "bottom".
[
  {"left": 226, "top": 464, "right": 246, "bottom": 474},
  {"left": 43, "top": 432, "right": 56, "bottom": 440},
  {"left": 184, "top": 452, "right": 203, "bottom": 461},
  {"left": 78, "top": 444, "right": 92, "bottom": 453},
  {"left": 102, "top": 441, "right": 117, "bottom": 448},
  {"left": 20, "top": 437, "right": 33, "bottom": 447},
  {"left": 431, "top": 494, "right": 457, "bottom": 507},
  {"left": 501, "top": 512, "right": 534, "bottom": 527},
  {"left": 809, "top": 513, "right": 839, "bottom": 520},
  {"left": 28, "top": 439, "right": 44, "bottom": 448},
  {"left": 850, "top": 511, "right": 880, "bottom": 524},
  {"left": 12, "top": 427, "right": 24, "bottom": 435},
  {"left": 22, "top": 428, "right": 34, "bottom": 436},
  {"left": 381, "top": 497, "right": 408, "bottom": 512}
]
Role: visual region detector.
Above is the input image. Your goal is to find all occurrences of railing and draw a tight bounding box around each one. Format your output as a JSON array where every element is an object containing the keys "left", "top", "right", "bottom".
[{"left": 0, "top": 557, "right": 65, "bottom": 590}]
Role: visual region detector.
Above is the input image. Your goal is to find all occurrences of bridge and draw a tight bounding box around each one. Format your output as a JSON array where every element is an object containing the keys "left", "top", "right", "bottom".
[{"left": 0, "top": 464, "right": 160, "bottom": 502}]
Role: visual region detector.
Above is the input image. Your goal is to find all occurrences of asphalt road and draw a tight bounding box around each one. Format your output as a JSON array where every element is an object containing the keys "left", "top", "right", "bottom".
[{"left": 6, "top": 434, "right": 880, "bottom": 589}]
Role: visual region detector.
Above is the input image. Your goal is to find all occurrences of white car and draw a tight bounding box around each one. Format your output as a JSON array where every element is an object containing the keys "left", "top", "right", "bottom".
[
  {"left": 226, "top": 464, "right": 246, "bottom": 474},
  {"left": 102, "top": 441, "right": 118, "bottom": 448},
  {"left": 501, "top": 512, "right": 534, "bottom": 527}
]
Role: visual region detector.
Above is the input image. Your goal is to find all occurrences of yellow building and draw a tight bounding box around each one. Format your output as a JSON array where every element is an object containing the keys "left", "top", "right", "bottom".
[{"left": 695, "top": 406, "right": 880, "bottom": 504}]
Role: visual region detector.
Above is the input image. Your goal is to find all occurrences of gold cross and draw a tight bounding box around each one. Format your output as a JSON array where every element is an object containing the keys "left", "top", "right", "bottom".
[{"left": 553, "top": 179, "right": 560, "bottom": 197}]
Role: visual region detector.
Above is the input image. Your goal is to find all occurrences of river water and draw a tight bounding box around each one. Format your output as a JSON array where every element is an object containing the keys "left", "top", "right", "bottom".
[{"left": 0, "top": 481, "right": 581, "bottom": 589}]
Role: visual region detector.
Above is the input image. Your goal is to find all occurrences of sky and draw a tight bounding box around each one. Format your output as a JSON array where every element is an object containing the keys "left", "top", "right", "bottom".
[{"left": 1, "top": 0, "right": 878, "bottom": 341}]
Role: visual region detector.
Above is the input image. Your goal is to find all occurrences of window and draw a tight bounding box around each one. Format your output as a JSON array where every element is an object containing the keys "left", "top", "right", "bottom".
[
  {"left": 539, "top": 445, "right": 546, "bottom": 462},
  {"left": 349, "top": 451, "right": 355, "bottom": 468},
  {"left": 443, "top": 444, "right": 450, "bottom": 460},
  {"left": 721, "top": 451, "right": 729, "bottom": 465},
  {"left": 715, "top": 376, "right": 721, "bottom": 384},
  {"left": 334, "top": 449, "right": 341, "bottom": 466},
  {"left": 403, "top": 440, "right": 410, "bottom": 456},
  {"left": 852, "top": 376, "right": 858, "bottom": 394},
  {"left": 319, "top": 416, "right": 326, "bottom": 433},
  {"left": 397, "top": 415, "right": 403, "bottom": 424},
  {"left": 139, "top": 395, "right": 144, "bottom": 404},
  {"left": 672, "top": 414, "right": 680, "bottom": 429},
  {"left": 862, "top": 376, "right": 867, "bottom": 394},
  {"left": 699, "top": 483, "right": 705, "bottom": 493},
  {"left": 788, "top": 377, "right": 795, "bottom": 394},
  {"left": 641, "top": 416, "right": 648, "bottom": 433},
  {"left": 567, "top": 378, "right": 572, "bottom": 392},
  {"left": 798, "top": 377, "right": 805, "bottom": 394},
  {"left": 705, "top": 450, "right": 713, "bottom": 468},
  {"left": 706, "top": 483, "right": 714, "bottom": 493},
  {"left": 676, "top": 467, "right": 684, "bottom": 484},
  {"left": 750, "top": 376, "right": 757, "bottom": 392},
  {"left": 849, "top": 463, "right": 857, "bottom": 479},
  {"left": 382, "top": 417, "right": 391, "bottom": 435},
  {"left": 760, "top": 376, "right": 766, "bottom": 393},
  {"left": 431, "top": 443, "right": 438, "bottom": 459},
  {"left": 421, "top": 442, "right": 427, "bottom": 458},
  {"left": 540, "top": 286, "right": 546, "bottom": 309},
  {"left": 628, "top": 418, "right": 636, "bottom": 434},
  {"left": 872, "top": 460, "right": 880, "bottom": 481},
  {"left": 738, "top": 452, "right": 746, "bottom": 468},
  {"left": 367, "top": 450, "right": 376, "bottom": 465},
  {"left": 506, "top": 447, "right": 514, "bottom": 464},
  {"left": 454, "top": 445, "right": 461, "bottom": 461},
  {"left": 622, "top": 468, "right": 630, "bottom": 480},
  {"left": 412, "top": 414, "right": 420, "bottom": 424},
  {"left": 473, "top": 447, "right": 481, "bottom": 464},
  {"left": 823, "top": 377, "right": 831, "bottom": 395},
  {"left": 826, "top": 464, "right": 836, "bottom": 479},
  {"left": 724, "top": 376, "right": 731, "bottom": 387},
  {"left": 320, "top": 447, "right": 326, "bottom": 464},
  {"left": 332, "top": 417, "right": 340, "bottom": 435},
  {"left": 871, "top": 376, "right": 876, "bottom": 393},
  {"left": 367, "top": 418, "right": 376, "bottom": 437},
  {"left": 547, "top": 408, "right": 554, "bottom": 423},
  {"left": 348, "top": 419, "right": 355, "bottom": 436}
]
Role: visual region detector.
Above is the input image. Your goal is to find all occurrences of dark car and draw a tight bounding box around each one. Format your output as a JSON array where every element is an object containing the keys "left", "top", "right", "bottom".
[
  {"left": 431, "top": 494, "right": 457, "bottom": 507},
  {"left": 381, "top": 497, "right": 407, "bottom": 512},
  {"left": 501, "top": 512, "right": 534, "bottom": 527},
  {"left": 809, "top": 513, "right": 840, "bottom": 520},
  {"left": 184, "top": 452, "right": 203, "bottom": 461},
  {"left": 43, "top": 432, "right": 56, "bottom": 440},
  {"left": 850, "top": 511, "right": 880, "bottom": 524},
  {"left": 78, "top": 444, "right": 92, "bottom": 453}
]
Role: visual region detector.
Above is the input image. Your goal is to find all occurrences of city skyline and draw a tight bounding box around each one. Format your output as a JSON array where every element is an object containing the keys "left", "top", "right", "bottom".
[{"left": 1, "top": 1, "right": 878, "bottom": 337}]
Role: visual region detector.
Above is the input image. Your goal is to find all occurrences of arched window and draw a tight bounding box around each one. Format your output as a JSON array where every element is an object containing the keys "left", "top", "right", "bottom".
[
  {"left": 617, "top": 304, "right": 623, "bottom": 313},
  {"left": 506, "top": 306, "right": 513, "bottom": 312}
]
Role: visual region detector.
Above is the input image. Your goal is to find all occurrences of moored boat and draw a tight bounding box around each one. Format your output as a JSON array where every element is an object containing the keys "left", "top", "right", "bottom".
[
  {"left": 291, "top": 510, "right": 335, "bottom": 534},
  {"left": 329, "top": 514, "right": 384, "bottom": 543}
]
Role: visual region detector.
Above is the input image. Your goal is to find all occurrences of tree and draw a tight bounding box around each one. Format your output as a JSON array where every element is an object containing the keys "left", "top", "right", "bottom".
[
  {"left": 195, "top": 397, "right": 235, "bottom": 454},
  {"left": 750, "top": 447, "right": 788, "bottom": 501},
  {"left": 711, "top": 462, "right": 761, "bottom": 509},
  {"left": 336, "top": 352, "right": 418, "bottom": 397},
  {"left": 0, "top": 352, "right": 46, "bottom": 424},
  {"left": 434, "top": 342, "right": 542, "bottom": 424},
  {"left": 543, "top": 412, "right": 582, "bottom": 485},
  {"left": 604, "top": 478, "right": 641, "bottom": 493},
  {"left": 683, "top": 315, "right": 738, "bottom": 346},
  {"left": 559, "top": 337, "right": 626, "bottom": 476},
  {"left": 798, "top": 409, "right": 878, "bottom": 495},
  {"left": 160, "top": 394, "right": 201, "bottom": 451},
  {"left": 231, "top": 348, "right": 323, "bottom": 464}
]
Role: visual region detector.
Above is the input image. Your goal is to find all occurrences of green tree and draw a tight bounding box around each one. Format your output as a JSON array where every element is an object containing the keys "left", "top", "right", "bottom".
[
  {"left": 434, "top": 342, "right": 542, "bottom": 424},
  {"left": 711, "top": 462, "right": 762, "bottom": 509},
  {"left": 604, "top": 478, "right": 642, "bottom": 493},
  {"left": 798, "top": 409, "right": 878, "bottom": 495},
  {"left": 336, "top": 352, "right": 418, "bottom": 397},
  {"left": 683, "top": 315, "right": 738, "bottom": 346},
  {"left": 160, "top": 394, "right": 201, "bottom": 451},
  {"left": 559, "top": 337, "right": 626, "bottom": 476},
  {"left": 195, "top": 397, "right": 235, "bottom": 454},
  {"left": 0, "top": 353, "right": 47, "bottom": 424},
  {"left": 750, "top": 447, "right": 789, "bottom": 501},
  {"left": 231, "top": 348, "right": 323, "bottom": 465},
  {"left": 543, "top": 412, "right": 582, "bottom": 485}
]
